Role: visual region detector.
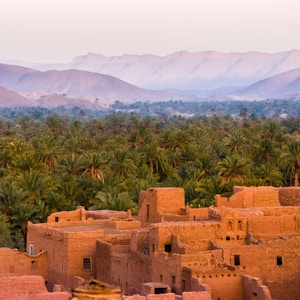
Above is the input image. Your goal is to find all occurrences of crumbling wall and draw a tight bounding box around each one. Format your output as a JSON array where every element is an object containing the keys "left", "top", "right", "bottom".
[
  {"left": 278, "top": 187, "right": 300, "bottom": 206},
  {"left": 154, "top": 222, "right": 220, "bottom": 253},
  {"left": 0, "top": 248, "right": 48, "bottom": 280},
  {"left": 216, "top": 186, "right": 280, "bottom": 208},
  {"left": 0, "top": 275, "right": 70, "bottom": 300},
  {"left": 242, "top": 275, "right": 272, "bottom": 300}
]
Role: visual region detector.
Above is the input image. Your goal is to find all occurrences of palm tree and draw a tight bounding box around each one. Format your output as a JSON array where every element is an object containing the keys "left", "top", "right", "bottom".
[
  {"left": 255, "top": 163, "right": 283, "bottom": 186},
  {"left": 140, "top": 141, "right": 168, "bottom": 176},
  {"left": 218, "top": 154, "right": 251, "bottom": 184},
  {"left": 92, "top": 187, "right": 137, "bottom": 213},
  {"left": 223, "top": 131, "right": 246, "bottom": 154},
  {"left": 82, "top": 152, "right": 105, "bottom": 183},
  {"left": 32, "top": 135, "right": 63, "bottom": 171},
  {"left": 0, "top": 181, "right": 27, "bottom": 216},
  {"left": 108, "top": 149, "right": 137, "bottom": 177},
  {"left": 16, "top": 169, "right": 57, "bottom": 204},
  {"left": 58, "top": 153, "right": 84, "bottom": 176},
  {"left": 193, "top": 175, "right": 231, "bottom": 207},
  {"left": 0, "top": 213, "right": 14, "bottom": 248},
  {"left": 280, "top": 140, "right": 300, "bottom": 186}
]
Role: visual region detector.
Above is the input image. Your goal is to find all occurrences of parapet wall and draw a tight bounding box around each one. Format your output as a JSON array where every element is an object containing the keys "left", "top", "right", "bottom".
[
  {"left": 278, "top": 187, "right": 300, "bottom": 206},
  {"left": 216, "top": 187, "right": 280, "bottom": 208},
  {"left": 0, "top": 275, "right": 70, "bottom": 300},
  {"left": 0, "top": 248, "right": 48, "bottom": 280}
]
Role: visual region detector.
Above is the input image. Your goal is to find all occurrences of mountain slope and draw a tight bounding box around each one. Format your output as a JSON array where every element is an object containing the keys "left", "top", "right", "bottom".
[
  {"left": 231, "top": 67, "right": 300, "bottom": 100},
  {"left": 33, "top": 50, "right": 300, "bottom": 91},
  {"left": 0, "top": 85, "right": 34, "bottom": 107},
  {"left": 0, "top": 63, "right": 195, "bottom": 103}
]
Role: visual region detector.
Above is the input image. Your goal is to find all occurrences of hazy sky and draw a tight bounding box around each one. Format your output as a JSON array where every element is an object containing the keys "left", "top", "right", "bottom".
[{"left": 1, "top": 0, "right": 299, "bottom": 62}]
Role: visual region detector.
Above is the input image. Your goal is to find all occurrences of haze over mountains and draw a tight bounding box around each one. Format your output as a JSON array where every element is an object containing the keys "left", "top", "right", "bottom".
[{"left": 0, "top": 50, "right": 300, "bottom": 108}]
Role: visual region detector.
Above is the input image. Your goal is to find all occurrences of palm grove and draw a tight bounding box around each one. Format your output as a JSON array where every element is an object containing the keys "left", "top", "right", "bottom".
[{"left": 1, "top": 111, "right": 300, "bottom": 249}]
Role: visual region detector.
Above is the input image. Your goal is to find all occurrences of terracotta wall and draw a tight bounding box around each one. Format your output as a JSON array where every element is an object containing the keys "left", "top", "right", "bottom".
[
  {"left": 216, "top": 186, "right": 280, "bottom": 208},
  {"left": 0, "top": 275, "right": 70, "bottom": 300},
  {"left": 138, "top": 188, "right": 185, "bottom": 223},
  {"left": 27, "top": 221, "right": 106, "bottom": 291},
  {"left": 228, "top": 238, "right": 300, "bottom": 300},
  {"left": 0, "top": 248, "right": 48, "bottom": 280},
  {"left": 47, "top": 206, "right": 85, "bottom": 222},
  {"left": 250, "top": 214, "right": 300, "bottom": 237},
  {"left": 242, "top": 275, "right": 272, "bottom": 300},
  {"left": 154, "top": 222, "right": 220, "bottom": 253},
  {"left": 278, "top": 187, "right": 300, "bottom": 206}
]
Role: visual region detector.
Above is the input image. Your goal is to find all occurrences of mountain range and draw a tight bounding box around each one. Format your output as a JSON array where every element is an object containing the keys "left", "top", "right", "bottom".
[{"left": 0, "top": 50, "right": 300, "bottom": 108}]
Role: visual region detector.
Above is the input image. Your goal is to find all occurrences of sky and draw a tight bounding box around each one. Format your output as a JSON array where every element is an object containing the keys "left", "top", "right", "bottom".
[{"left": 0, "top": 0, "right": 300, "bottom": 63}]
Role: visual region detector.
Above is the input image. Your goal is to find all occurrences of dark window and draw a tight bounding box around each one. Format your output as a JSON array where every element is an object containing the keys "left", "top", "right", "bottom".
[
  {"left": 234, "top": 255, "right": 240, "bottom": 266},
  {"left": 55, "top": 216, "right": 59, "bottom": 222},
  {"left": 181, "top": 280, "right": 186, "bottom": 291},
  {"left": 277, "top": 256, "right": 282, "bottom": 266},
  {"left": 83, "top": 257, "right": 92, "bottom": 270},
  {"left": 165, "top": 243, "right": 172, "bottom": 253},
  {"left": 155, "top": 287, "right": 167, "bottom": 294},
  {"left": 226, "top": 236, "right": 230, "bottom": 241},
  {"left": 146, "top": 204, "right": 150, "bottom": 222},
  {"left": 238, "top": 220, "right": 242, "bottom": 230}
]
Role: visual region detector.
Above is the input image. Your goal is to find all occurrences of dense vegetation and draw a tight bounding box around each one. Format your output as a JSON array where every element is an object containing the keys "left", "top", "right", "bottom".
[{"left": 1, "top": 104, "right": 300, "bottom": 249}]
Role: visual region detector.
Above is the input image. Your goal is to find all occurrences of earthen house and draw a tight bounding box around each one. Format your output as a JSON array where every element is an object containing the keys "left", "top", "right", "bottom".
[{"left": 2, "top": 186, "right": 300, "bottom": 299}]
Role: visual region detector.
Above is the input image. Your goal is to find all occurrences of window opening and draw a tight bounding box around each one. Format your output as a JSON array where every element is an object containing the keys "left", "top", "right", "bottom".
[
  {"left": 277, "top": 256, "right": 282, "bottom": 266},
  {"left": 155, "top": 287, "right": 167, "bottom": 294},
  {"left": 234, "top": 255, "right": 240, "bottom": 266},
  {"left": 29, "top": 244, "right": 34, "bottom": 256},
  {"left": 165, "top": 243, "right": 172, "bottom": 253},
  {"left": 55, "top": 216, "right": 59, "bottom": 222},
  {"left": 82, "top": 257, "right": 92, "bottom": 270},
  {"left": 146, "top": 204, "right": 150, "bottom": 222},
  {"left": 238, "top": 220, "right": 242, "bottom": 230},
  {"left": 226, "top": 236, "right": 230, "bottom": 241}
]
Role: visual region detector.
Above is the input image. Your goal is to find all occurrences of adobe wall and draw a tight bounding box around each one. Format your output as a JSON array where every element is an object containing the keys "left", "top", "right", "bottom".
[
  {"left": 249, "top": 214, "right": 300, "bottom": 238},
  {"left": 27, "top": 222, "right": 69, "bottom": 291},
  {"left": 227, "top": 238, "right": 300, "bottom": 300},
  {"left": 192, "top": 273, "right": 242, "bottom": 300},
  {"left": 66, "top": 229, "right": 106, "bottom": 289},
  {"left": 242, "top": 275, "right": 272, "bottom": 300},
  {"left": 152, "top": 222, "right": 221, "bottom": 253},
  {"left": 27, "top": 221, "right": 107, "bottom": 291},
  {"left": 278, "top": 187, "right": 300, "bottom": 206},
  {"left": 0, "top": 248, "right": 48, "bottom": 280},
  {"left": 124, "top": 291, "right": 212, "bottom": 300},
  {"left": 138, "top": 188, "right": 185, "bottom": 223},
  {"left": 47, "top": 206, "right": 86, "bottom": 222},
  {"left": 216, "top": 187, "right": 280, "bottom": 208},
  {"left": 0, "top": 275, "right": 70, "bottom": 300},
  {"left": 187, "top": 208, "right": 209, "bottom": 221}
]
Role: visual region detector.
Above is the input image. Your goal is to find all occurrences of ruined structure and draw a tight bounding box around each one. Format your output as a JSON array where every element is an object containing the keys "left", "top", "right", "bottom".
[{"left": 2, "top": 186, "right": 300, "bottom": 299}]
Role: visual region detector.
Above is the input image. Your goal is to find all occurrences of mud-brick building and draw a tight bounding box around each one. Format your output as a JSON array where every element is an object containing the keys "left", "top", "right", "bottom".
[{"left": 27, "top": 186, "right": 300, "bottom": 300}]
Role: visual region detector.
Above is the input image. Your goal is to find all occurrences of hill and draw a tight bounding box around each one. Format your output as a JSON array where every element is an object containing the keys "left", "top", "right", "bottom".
[
  {"left": 0, "top": 63, "right": 195, "bottom": 105},
  {"left": 231, "top": 67, "right": 300, "bottom": 100},
  {"left": 33, "top": 50, "right": 300, "bottom": 92}
]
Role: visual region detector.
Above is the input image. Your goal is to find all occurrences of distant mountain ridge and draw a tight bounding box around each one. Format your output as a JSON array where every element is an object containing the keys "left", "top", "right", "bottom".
[
  {"left": 0, "top": 50, "right": 300, "bottom": 108},
  {"left": 0, "top": 63, "right": 195, "bottom": 107},
  {"left": 32, "top": 50, "right": 300, "bottom": 91}
]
